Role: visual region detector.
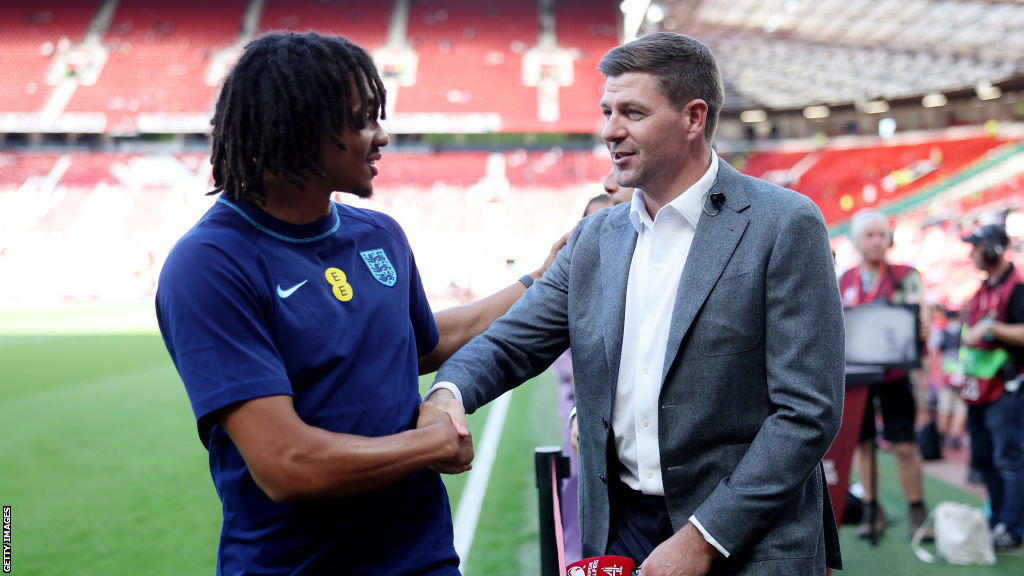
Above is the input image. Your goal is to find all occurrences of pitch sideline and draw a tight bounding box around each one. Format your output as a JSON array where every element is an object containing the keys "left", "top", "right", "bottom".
[{"left": 451, "top": 389, "right": 513, "bottom": 572}]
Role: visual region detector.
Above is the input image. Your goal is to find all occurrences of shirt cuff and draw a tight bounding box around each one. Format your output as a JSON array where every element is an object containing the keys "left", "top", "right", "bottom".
[
  {"left": 689, "top": 515, "right": 730, "bottom": 558},
  {"left": 426, "top": 381, "right": 464, "bottom": 405}
]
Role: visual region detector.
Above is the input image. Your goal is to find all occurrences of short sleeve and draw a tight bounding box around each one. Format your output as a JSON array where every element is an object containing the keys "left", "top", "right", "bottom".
[
  {"left": 156, "top": 239, "right": 292, "bottom": 446},
  {"left": 1008, "top": 283, "right": 1024, "bottom": 325},
  {"left": 407, "top": 249, "right": 439, "bottom": 357}
]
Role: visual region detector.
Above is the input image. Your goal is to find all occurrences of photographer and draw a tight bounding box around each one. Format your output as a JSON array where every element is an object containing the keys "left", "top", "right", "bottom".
[{"left": 960, "top": 223, "right": 1024, "bottom": 553}]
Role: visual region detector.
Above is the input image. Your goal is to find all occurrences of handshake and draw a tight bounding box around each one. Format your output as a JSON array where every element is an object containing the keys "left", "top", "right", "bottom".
[{"left": 417, "top": 388, "right": 475, "bottom": 474}]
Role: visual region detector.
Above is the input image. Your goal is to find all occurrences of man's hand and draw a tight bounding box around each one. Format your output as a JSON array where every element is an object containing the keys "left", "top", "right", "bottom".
[
  {"left": 639, "top": 522, "right": 719, "bottom": 576},
  {"left": 570, "top": 413, "right": 579, "bottom": 453},
  {"left": 531, "top": 232, "right": 570, "bottom": 280},
  {"left": 962, "top": 321, "right": 989, "bottom": 347},
  {"left": 425, "top": 388, "right": 470, "bottom": 436},
  {"left": 424, "top": 388, "right": 474, "bottom": 474},
  {"left": 417, "top": 400, "right": 473, "bottom": 474}
]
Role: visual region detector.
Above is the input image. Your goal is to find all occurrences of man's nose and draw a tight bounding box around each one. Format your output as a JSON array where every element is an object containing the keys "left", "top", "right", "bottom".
[{"left": 602, "top": 113, "right": 625, "bottom": 143}]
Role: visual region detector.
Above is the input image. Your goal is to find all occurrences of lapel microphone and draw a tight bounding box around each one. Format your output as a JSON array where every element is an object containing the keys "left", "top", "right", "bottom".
[
  {"left": 566, "top": 555, "right": 639, "bottom": 576},
  {"left": 703, "top": 191, "right": 726, "bottom": 217}
]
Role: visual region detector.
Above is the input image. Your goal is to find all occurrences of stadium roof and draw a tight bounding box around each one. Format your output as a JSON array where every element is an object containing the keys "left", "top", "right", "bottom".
[{"left": 645, "top": 0, "right": 1024, "bottom": 112}]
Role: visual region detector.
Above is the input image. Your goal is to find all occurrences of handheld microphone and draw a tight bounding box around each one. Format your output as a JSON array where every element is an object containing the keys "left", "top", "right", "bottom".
[{"left": 566, "top": 555, "right": 639, "bottom": 576}]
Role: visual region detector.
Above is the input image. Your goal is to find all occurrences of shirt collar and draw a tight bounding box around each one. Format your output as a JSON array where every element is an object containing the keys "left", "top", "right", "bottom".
[{"left": 629, "top": 150, "right": 719, "bottom": 233}]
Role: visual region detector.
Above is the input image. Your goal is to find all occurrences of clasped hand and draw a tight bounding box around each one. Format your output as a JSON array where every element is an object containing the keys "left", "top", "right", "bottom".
[{"left": 418, "top": 392, "right": 474, "bottom": 474}]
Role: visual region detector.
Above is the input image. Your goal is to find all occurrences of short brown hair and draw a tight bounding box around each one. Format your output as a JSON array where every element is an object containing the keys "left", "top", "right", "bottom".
[{"left": 599, "top": 32, "right": 723, "bottom": 141}]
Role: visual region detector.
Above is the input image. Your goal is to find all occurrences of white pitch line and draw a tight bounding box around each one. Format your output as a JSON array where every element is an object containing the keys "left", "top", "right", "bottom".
[{"left": 452, "top": 389, "right": 513, "bottom": 572}]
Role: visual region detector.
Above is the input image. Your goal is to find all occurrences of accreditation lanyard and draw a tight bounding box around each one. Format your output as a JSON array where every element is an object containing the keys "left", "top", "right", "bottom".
[
  {"left": 858, "top": 264, "right": 894, "bottom": 304},
  {"left": 973, "top": 281, "right": 1003, "bottom": 322}
]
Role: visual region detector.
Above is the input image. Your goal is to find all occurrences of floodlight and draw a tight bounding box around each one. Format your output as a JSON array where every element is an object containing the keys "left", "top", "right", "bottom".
[
  {"left": 803, "top": 105, "right": 830, "bottom": 119},
  {"left": 740, "top": 110, "right": 767, "bottom": 123},
  {"left": 862, "top": 100, "right": 889, "bottom": 114},
  {"left": 976, "top": 81, "right": 1002, "bottom": 101}
]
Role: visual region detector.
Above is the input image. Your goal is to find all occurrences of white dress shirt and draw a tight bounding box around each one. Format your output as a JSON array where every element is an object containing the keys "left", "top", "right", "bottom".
[
  {"left": 429, "top": 151, "right": 728, "bottom": 555},
  {"left": 615, "top": 152, "right": 728, "bottom": 557},
  {"left": 614, "top": 151, "right": 718, "bottom": 495}
]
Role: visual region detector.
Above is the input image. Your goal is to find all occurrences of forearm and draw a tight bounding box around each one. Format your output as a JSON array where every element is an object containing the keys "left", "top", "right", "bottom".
[
  {"left": 992, "top": 321, "right": 1024, "bottom": 347},
  {"left": 420, "top": 280, "right": 527, "bottom": 374},
  {"left": 270, "top": 424, "right": 459, "bottom": 501},
  {"left": 221, "top": 396, "right": 460, "bottom": 503}
]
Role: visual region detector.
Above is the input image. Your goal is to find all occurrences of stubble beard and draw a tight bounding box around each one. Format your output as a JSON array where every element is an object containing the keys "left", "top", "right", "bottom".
[{"left": 615, "top": 163, "right": 643, "bottom": 190}]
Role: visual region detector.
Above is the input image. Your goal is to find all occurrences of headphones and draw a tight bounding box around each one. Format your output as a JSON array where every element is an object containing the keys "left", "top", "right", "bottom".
[{"left": 982, "top": 242, "right": 1004, "bottom": 264}]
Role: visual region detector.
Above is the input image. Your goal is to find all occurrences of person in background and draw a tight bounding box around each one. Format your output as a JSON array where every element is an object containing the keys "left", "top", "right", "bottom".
[
  {"left": 602, "top": 167, "right": 635, "bottom": 205},
  {"left": 959, "top": 223, "right": 1024, "bottom": 553},
  {"left": 932, "top": 303, "right": 968, "bottom": 451},
  {"left": 839, "top": 209, "right": 930, "bottom": 539}
]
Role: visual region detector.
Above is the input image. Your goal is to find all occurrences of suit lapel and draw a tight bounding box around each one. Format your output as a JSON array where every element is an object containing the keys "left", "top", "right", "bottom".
[
  {"left": 600, "top": 213, "right": 637, "bottom": 379},
  {"left": 661, "top": 164, "right": 751, "bottom": 383}
]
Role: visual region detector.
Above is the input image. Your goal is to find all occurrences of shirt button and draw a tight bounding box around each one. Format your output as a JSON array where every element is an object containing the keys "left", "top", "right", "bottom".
[
  {"left": 646, "top": 470, "right": 654, "bottom": 479},
  {"left": 642, "top": 418, "right": 649, "bottom": 428},
  {"left": 654, "top": 262, "right": 664, "bottom": 270},
  {"left": 641, "top": 366, "right": 649, "bottom": 375}
]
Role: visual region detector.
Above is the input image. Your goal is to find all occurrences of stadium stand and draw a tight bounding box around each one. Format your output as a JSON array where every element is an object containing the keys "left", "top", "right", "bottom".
[
  {"left": 259, "top": 0, "right": 393, "bottom": 50},
  {"left": 963, "top": 170, "right": 1024, "bottom": 214},
  {"left": 733, "top": 133, "right": 1015, "bottom": 224},
  {"left": 2, "top": 0, "right": 1024, "bottom": 304},
  {"left": 553, "top": 0, "right": 619, "bottom": 134},
  {"left": 396, "top": 0, "right": 539, "bottom": 131},
  {"left": 0, "top": 152, "right": 62, "bottom": 192},
  {"left": 505, "top": 148, "right": 610, "bottom": 188},
  {"left": 63, "top": 0, "right": 248, "bottom": 131},
  {"left": 373, "top": 150, "right": 489, "bottom": 188},
  {"left": 0, "top": 0, "right": 100, "bottom": 113}
]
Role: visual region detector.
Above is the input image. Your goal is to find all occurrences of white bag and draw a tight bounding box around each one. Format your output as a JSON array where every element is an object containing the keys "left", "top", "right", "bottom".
[{"left": 912, "top": 501, "right": 995, "bottom": 565}]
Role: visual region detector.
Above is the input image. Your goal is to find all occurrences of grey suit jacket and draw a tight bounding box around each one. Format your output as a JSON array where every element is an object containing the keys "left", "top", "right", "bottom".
[{"left": 436, "top": 161, "right": 845, "bottom": 574}]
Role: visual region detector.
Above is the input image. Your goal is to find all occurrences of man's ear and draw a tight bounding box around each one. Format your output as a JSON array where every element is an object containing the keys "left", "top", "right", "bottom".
[{"left": 683, "top": 99, "right": 709, "bottom": 140}]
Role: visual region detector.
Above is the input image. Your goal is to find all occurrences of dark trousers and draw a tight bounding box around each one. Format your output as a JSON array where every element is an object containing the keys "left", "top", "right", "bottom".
[
  {"left": 967, "top": 392, "right": 1024, "bottom": 538},
  {"left": 605, "top": 479, "right": 675, "bottom": 565}
]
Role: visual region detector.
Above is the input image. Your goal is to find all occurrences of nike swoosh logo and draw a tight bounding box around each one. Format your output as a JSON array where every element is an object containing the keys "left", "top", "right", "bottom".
[{"left": 276, "top": 280, "right": 308, "bottom": 299}]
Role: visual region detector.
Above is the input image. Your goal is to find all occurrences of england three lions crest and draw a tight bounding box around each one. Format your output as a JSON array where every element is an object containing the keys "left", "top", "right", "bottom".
[{"left": 360, "top": 249, "right": 397, "bottom": 287}]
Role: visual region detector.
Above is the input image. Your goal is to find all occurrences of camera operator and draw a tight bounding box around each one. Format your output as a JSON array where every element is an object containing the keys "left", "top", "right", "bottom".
[{"left": 960, "top": 223, "right": 1024, "bottom": 553}]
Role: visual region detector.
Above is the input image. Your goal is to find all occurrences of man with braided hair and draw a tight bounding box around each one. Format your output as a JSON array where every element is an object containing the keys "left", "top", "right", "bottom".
[{"left": 156, "top": 32, "right": 559, "bottom": 575}]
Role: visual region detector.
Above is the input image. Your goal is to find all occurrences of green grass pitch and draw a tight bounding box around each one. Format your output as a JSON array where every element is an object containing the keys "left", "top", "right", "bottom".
[
  {"left": 0, "top": 302, "right": 560, "bottom": 575},
  {"left": 3, "top": 301, "right": 1024, "bottom": 574}
]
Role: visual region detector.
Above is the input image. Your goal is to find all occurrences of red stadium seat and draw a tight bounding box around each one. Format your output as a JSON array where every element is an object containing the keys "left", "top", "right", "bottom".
[{"left": 0, "top": 0, "right": 100, "bottom": 113}]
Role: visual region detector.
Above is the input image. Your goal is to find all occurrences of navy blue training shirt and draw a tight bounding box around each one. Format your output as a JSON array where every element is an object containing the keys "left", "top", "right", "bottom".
[{"left": 156, "top": 195, "right": 458, "bottom": 575}]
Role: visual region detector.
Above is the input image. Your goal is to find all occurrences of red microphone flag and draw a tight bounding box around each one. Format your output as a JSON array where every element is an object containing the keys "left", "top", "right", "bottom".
[{"left": 565, "top": 555, "right": 638, "bottom": 576}]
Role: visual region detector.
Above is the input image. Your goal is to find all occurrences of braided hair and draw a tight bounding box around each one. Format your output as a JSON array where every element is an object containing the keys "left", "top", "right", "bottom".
[{"left": 210, "top": 32, "right": 387, "bottom": 204}]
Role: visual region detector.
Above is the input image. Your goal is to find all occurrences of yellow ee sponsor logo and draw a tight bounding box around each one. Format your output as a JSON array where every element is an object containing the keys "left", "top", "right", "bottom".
[{"left": 324, "top": 267, "right": 354, "bottom": 302}]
